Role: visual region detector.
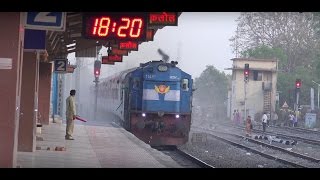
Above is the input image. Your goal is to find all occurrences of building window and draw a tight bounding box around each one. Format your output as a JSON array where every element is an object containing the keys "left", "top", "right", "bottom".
[
  {"left": 264, "top": 72, "right": 272, "bottom": 81},
  {"left": 253, "top": 71, "right": 262, "bottom": 81}
]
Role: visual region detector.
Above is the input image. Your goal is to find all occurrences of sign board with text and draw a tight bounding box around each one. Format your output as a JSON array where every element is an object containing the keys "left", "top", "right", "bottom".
[
  {"left": 102, "top": 56, "right": 115, "bottom": 65},
  {"left": 24, "top": 29, "right": 46, "bottom": 50},
  {"left": 106, "top": 55, "right": 123, "bottom": 62},
  {"left": 54, "top": 59, "right": 67, "bottom": 72},
  {"left": 305, "top": 113, "right": 317, "bottom": 128},
  {"left": 119, "top": 41, "right": 139, "bottom": 51},
  {"left": 149, "top": 12, "right": 178, "bottom": 26},
  {"left": 24, "top": 12, "right": 66, "bottom": 31},
  {"left": 110, "top": 48, "right": 129, "bottom": 56}
]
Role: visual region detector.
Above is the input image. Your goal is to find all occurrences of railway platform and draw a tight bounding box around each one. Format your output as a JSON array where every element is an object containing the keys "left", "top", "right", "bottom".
[{"left": 17, "top": 118, "right": 182, "bottom": 168}]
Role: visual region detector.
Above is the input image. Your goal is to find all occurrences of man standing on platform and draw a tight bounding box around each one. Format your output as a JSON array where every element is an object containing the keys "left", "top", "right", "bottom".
[{"left": 65, "top": 89, "right": 77, "bottom": 140}]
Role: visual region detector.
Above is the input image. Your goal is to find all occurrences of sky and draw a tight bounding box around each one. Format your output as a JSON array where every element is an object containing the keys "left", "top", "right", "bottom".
[{"left": 69, "top": 12, "right": 240, "bottom": 79}]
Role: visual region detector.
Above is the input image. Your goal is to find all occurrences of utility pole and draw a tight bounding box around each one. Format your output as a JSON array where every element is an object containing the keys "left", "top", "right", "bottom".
[
  {"left": 76, "top": 57, "right": 81, "bottom": 114},
  {"left": 244, "top": 80, "right": 247, "bottom": 122},
  {"left": 244, "top": 64, "right": 249, "bottom": 122},
  {"left": 295, "top": 79, "right": 301, "bottom": 127},
  {"left": 93, "top": 45, "right": 101, "bottom": 121},
  {"left": 94, "top": 78, "right": 98, "bottom": 121},
  {"left": 312, "top": 80, "right": 320, "bottom": 109}
]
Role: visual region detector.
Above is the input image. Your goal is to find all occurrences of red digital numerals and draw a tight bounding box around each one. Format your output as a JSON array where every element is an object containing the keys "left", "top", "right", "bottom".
[{"left": 91, "top": 17, "right": 143, "bottom": 39}]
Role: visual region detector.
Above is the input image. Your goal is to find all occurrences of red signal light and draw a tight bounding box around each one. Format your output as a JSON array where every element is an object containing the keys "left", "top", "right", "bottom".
[
  {"left": 296, "top": 82, "right": 301, "bottom": 88},
  {"left": 244, "top": 64, "right": 249, "bottom": 82},
  {"left": 94, "top": 68, "right": 100, "bottom": 77},
  {"left": 296, "top": 79, "right": 301, "bottom": 89}
]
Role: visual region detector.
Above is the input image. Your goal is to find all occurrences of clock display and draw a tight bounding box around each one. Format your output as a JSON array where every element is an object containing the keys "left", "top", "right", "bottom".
[{"left": 83, "top": 13, "right": 148, "bottom": 41}]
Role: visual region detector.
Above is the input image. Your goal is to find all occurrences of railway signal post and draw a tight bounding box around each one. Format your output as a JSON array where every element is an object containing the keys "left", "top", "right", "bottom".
[
  {"left": 244, "top": 64, "right": 249, "bottom": 123},
  {"left": 93, "top": 49, "right": 101, "bottom": 121},
  {"left": 295, "top": 79, "right": 301, "bottom": 126}
]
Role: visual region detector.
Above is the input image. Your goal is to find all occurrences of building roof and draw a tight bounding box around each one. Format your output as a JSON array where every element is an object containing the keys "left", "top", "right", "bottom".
[
  {"left": 231, "top": 58, "right": 278, "bottom": 62},
  {"left": 224, "top": 67, "right": 278, "bottom": 72}
]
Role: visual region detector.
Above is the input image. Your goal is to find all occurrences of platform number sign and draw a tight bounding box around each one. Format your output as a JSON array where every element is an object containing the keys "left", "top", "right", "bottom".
[
  {"left": 24, "top": 12, "right": 66, "bottom": 31},
  {"left": 54, "top": 59, "right": 67, "bottom": 72}
]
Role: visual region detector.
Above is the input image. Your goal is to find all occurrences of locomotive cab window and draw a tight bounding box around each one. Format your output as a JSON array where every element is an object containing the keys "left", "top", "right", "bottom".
[
  {"left": 181, "top": 79, "right": 189, "bottom": 91},
  {"left": 133, "top": 78, "right": 140, "bottom": 89}
]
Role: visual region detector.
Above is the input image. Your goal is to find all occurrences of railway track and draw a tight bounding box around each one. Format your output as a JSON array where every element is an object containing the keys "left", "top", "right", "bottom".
[
  {"left": 153, "top": 145, "right": 214, "bottom": 168},
  {"left": 270, "top": 125, "right": 320, "bottom": 133},
  {"left": 242, "top": 126, "right": 320, "bottom": 146},
  {"left": 214, "top": 121, "right": 320, "bottom": 146},
  {"left": 269, "top": 125, "right": 320, "bottom": 135},
  {"left": 192, "top": 126, "right": 320, "bottom": 168}
]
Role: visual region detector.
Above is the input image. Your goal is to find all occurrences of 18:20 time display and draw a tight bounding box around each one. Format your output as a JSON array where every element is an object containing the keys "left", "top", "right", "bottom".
[{"left": 83, "top": 13, "right": 147, "bottom": 41}]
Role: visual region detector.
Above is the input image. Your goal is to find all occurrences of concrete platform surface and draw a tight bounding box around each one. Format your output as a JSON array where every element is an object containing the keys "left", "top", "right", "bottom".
[{"left": 17, "top": 122, "right": 182, "bottom": 168}]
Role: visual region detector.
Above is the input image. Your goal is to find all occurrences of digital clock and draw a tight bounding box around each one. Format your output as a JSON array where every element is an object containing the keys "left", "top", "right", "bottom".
[{"left": 83, "top": 13, "right": 148, "bottom": 41}]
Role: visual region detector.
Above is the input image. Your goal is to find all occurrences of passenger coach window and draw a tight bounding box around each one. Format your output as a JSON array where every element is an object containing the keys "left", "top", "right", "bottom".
[{"left": 182, "top": 79, "right": 189, "bottom": 91}]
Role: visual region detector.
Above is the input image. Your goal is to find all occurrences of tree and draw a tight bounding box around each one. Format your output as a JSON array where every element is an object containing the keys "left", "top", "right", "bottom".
[
  {"left": 241, "top": 45, "right": 288, "bottom": 69},
  {"left": 313, "top": 53, "right": 320, "bottom": 81},
  {"left": 193, "top": 65, "right": 230, "bottom": 121},
  {"left": 230, "top": 12, "right": 319, "bottom": 72}
]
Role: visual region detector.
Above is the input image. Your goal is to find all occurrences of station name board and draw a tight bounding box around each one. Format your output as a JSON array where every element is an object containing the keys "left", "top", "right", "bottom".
[
  {"left": 149, "top": 12, "right": 178, "bottom": 26},
  {"left": 110, "top": 48, "right": 129, "bottom": 56},
  {"left": 119, "top": 41, "right": 139, "bottom": 51}
]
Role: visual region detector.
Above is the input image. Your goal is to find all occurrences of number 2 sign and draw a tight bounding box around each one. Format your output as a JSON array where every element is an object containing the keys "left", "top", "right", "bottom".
[{"left": 54, "top": 59, "right": 67, "bottom": 72}]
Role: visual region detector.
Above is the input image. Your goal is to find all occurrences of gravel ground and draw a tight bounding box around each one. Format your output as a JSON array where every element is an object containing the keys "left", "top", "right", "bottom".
[
  {"left": 161, "top": 150, "right": 201, "bottom": 168},
  {"left": 178, "top": 132, "right": 294, "bottom": 168},
  {"left": 291, "top": 142, "right": 320, "bottom": 159}
]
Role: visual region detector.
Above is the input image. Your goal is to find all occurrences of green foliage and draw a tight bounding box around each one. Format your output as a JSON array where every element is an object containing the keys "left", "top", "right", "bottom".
[
  {"left": 193, "top": 65, "right": 230, "bottom": 119},
  {"left": 241, "top": 45, "right": 288, "bottom": 70},
  {"left": 276, "top": 66, "right": 317, "bottom": 108},
  {"left": 314, "top": 53, "right": 320, "bottom": 80},
  {"left": 313, "top": 12, "right": 320, "bottom": 36}
]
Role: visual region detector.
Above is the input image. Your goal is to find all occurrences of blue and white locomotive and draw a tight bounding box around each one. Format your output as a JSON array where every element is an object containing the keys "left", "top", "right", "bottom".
[{"left": 96, "top": 60, "right": 193, "bottom": 146}]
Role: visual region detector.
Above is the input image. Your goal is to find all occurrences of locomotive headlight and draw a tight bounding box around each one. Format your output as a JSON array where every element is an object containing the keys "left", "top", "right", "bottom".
[
  {"left": 175, "top": 114, "right": 180, "bottom": 119},
  {"left": 157, "top": 64, "right": 168, "bottom": 72},
  {"left": 142, "top": 113, "right": 146, "bottom": 117}
]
